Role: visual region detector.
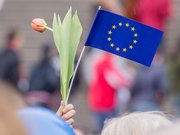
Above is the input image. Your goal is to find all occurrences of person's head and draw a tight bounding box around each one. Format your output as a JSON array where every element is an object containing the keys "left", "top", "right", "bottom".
[
  {"left": 101, "top": 112, "right": 172, "bottom": 135},
  {"left": 18, "top": 107, "right": 76, "bottom": 135},
  {"left": 0, "top": 82, "right": 27, "bottom": 135},
  {"left": 0, "top": 81, "right": 27, "bottom": 111},
  {"left": 41, "top": 43, "right": 55, "bottom": 61},
  {"left": 5, "top": 28, "right": 23, "bottom": 51},
  {"left": 0, "top": 81, "right": 75, "bottom": 135},
  {"left": 152, "top": 120, "right": 180, "bottom": 135},
  {"left": 0, "top": 105, "right": 27, "bottom": 135},
  {"left": 124, "top": 0, "right": 138, "bottom": 19}
]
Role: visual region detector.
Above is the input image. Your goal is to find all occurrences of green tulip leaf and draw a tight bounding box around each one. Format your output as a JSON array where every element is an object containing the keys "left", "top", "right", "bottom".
[{"left": 52, "top": 8, "right": 83, "bottom": 102}]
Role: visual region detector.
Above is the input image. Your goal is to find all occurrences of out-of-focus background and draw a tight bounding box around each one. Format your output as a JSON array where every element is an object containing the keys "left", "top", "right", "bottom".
[{"left": 0, "top": 0, "right": 180, "bottom": 135}]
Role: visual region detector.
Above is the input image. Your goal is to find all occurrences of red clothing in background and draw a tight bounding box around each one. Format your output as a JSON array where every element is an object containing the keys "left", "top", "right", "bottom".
[
  {"left": 88, "top": 54, "right": 129, "bottom": 112},
  {"left": 135, "top": 0, "right": 172, "bottom": 30}
]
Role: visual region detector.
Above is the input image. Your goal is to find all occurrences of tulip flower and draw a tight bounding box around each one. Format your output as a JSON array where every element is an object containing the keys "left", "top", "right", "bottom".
[
  {"left": 31, "top": 18, "right": 53, "bottom": 33},
  {"left": 31, "top": 8, "right": 82, "bottom": 103}
]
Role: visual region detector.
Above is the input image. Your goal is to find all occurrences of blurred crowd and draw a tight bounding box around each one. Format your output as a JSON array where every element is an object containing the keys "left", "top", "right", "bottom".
[{"left": 0, "top": 0, "right": 180, "bottom": 135}]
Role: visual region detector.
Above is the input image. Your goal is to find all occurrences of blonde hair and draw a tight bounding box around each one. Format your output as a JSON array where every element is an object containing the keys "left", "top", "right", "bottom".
[
  {"left": 102, "top": 112, "right": 172, "bottom": 135},
  {"left": 0, "top": 82, "right": 26, "bottom": 111},
  {"left": 0, "top": 81, "right": 27, "bottom": 135}
]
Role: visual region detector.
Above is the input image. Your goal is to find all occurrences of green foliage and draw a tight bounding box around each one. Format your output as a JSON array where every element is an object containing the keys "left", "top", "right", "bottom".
[{"left": 52, "top": 7, "right": 83, "bottom": 102}]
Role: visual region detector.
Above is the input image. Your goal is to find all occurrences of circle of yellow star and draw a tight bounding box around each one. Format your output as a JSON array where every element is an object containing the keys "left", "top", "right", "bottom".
[
  {"left": 126, "top": 23, "right": 130, "bottom": 27},
  {"left": 129, "top": 45, "right": 133, "bottom": 49},
  {"left": 123, "top": 48, "right": 127, "bottom": 52},
  {"left": 112, "top": 25, "right": 116, "bottom": 29},
  {"left": 134, "top": 33, "right": 138, "bottom": 37},
  {"left": 108, "top": 31, "right": 112, "bottom": 35},
  {"left": 118, "top": 22, "right": 122, "bottom": 26},
  {"left": 107, "top": 23, "right": 138, "bottom": 52},
  {"left": 133, "top": 40, "right": 137, "bottom": 44},
  {"left": 131, "top": 27, "right": 135, "bottom": 31},
  {"left": 110, "top": 43, "right": 114, "bottom": 47},
  {"left": 107, "top": 37, "right": 111, "bottom": 41},
  {"left": 116, "top": 47, "right": 120, "bottom": 51}
]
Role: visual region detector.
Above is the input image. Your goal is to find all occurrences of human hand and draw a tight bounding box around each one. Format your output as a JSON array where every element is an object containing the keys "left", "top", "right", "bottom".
[{"left": 56, "top": 101, "right": 76, "bottom": 125}]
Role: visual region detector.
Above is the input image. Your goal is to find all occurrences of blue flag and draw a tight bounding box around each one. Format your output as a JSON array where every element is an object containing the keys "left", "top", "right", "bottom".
[{"left": 85, "top": 10, "right": 163, "bottom": 66}]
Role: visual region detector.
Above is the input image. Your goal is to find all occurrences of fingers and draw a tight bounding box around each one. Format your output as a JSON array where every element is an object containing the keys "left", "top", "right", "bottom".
[
  {"left": 56, "top": 102, "right": 76, "bottom": 125},
  {"left": 56, "top": 101, "right": 65, "bottom": 116},
  {"left": 62, "top": 109, "right": 76, "bottom": 121},
  {"left": 65, "top": 118, "right": 74, "bottom": 125},
  {"left": 62, "top": 104, "right": 74, "bottom": 114},
  {"left": 62, "top": 104, "right": 76, "bottom": 125}
]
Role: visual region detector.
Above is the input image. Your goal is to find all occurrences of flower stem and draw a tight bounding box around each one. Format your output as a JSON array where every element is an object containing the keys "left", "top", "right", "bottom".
[{"left": 44, "top": 25, "right": 53, "bottom": 32}]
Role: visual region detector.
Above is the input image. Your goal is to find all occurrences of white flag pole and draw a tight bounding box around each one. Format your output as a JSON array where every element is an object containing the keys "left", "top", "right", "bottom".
[
  {"left": 66, "top": 46, "right": 85, "bottom": 103},
  {"left": 66, "top": 6, "right": 102, "bottom": 103}
]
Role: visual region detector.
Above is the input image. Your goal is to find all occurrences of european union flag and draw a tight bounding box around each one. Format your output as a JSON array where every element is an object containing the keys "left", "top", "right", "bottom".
[{"left": 85, "top": 10, "right": 163, "bottom": 66}]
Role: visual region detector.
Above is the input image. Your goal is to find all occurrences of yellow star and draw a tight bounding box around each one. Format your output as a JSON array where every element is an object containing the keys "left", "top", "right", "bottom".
[
  {"left": 118, "top": 22, "right": 122, "bottom": 26},
  {"left": 131, "top": 27, "right": 135, "bottom": 31},
  {"left": 108, "top": 31, "right": 112, "bottom": 35},
  {"left": 116, "top": 47, "right": 120, "bottom": 51},
  {"left": 107, "top": 37, "right": 111, "bottom": 41},
  {"left": 129, "top": 45, "right": 133, "bottom": 49},
  {"left": 112, "top": 25, "right": 116, "bottom": 29},
  {"left": 134, "top": 33, "right": 138, "bottom": 37},
  {"left": 133, "top": 40, "right": 137, "bottom": 44},
  {"left": 123, "top": 48, "right": 127, "bottom": 52},
  {"left": 126, "top": 23, "right": 130, "bottom": 27},
  {"left": 110, "top": 43, "right": 114, "bottom": 47}
]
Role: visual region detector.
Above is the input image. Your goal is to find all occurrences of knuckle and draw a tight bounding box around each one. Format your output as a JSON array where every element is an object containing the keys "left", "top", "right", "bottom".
[
  {"left": 62, "top": 115, "right": 68, "bottom": 119},
  {"left": 69, "top": 119, "right": 74, "bottom": 124},
  {"left": 68, "top": 104, "right": 74, "bottom": 109},
  {"left": 71, "top": 110, "right": 76, "bottom": 115}
]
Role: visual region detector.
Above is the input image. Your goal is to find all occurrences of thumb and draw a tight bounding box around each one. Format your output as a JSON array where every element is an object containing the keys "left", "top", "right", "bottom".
[{"left": 56, "top": 101, "right": 65, "bottom": 116}]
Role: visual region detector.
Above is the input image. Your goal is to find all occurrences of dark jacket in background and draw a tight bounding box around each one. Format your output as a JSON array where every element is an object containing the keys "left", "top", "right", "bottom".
[
  {"left": 29, "top": 60, "right": 59, "bottom": 94},
  {"left": 0, "top": 48, "right": 20, "bottom": 87},
  {"left": 130, "top": 64, "right": 169, "bottom": 111}
]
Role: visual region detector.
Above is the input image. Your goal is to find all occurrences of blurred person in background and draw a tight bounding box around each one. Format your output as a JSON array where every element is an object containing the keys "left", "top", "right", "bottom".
[
  {"left": 95, "top": 0, "right": 123, "bottom": 14},
  {"left": 152, "top": 120, "right": 180, "bottom": 135},
  {"left": 124, "top": 0, "right": 172, "bottom": 30},
  {"left": 101, "top": 111, "right": 172, "bottom": 135},
  {"left": 130, "top": 51, "right": 169, "bottom": 111},
  {"left": 0, "top": 28, "right": 23, "bottom": 89},
  {"left": 121, "top": 0, "right": 172, "bottom": 112},
  {"left": 87, "top": 52, "right": 130, "bottom": 132},
  {"left": 0, "top": 81, "right": 76, "bottom": 134},
  {"left": 168, "top": 38, "right": 180, "bottom": 117},
  {"left": 27, "top": 44, "right": 59, "bottom": 108},
  {"left": 18, "top": 106, "right": 76, "bottom": 135}
]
